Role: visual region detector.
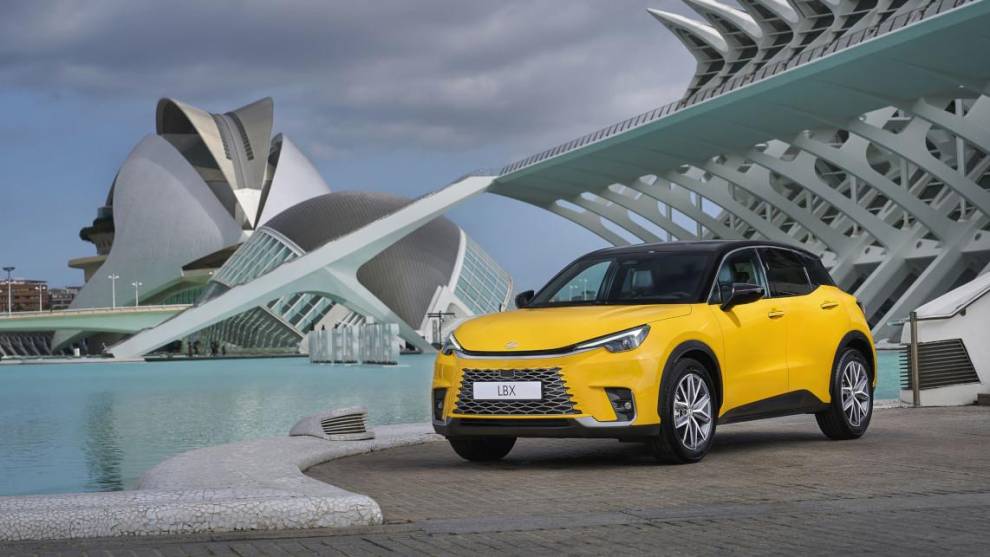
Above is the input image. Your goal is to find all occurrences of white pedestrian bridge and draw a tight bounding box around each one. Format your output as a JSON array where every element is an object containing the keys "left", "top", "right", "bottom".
[{"left": 0, "top": 305, "right": 190, "bottom": 335}]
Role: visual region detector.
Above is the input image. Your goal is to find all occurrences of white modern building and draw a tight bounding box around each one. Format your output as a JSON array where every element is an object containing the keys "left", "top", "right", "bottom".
[
  {"left": 190, "top": 191, "right": 512, "bottom": 352},
  {"left": 53, "top": 98, "right": 511, "bottom": 355}
]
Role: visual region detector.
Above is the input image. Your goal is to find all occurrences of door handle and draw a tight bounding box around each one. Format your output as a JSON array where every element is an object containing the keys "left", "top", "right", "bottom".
[
  {"left": 767, "top": 310, "right": 785, "bottom": 319},
  {"left": 820, "top": 301, "right": 839, "bottom": 310}
]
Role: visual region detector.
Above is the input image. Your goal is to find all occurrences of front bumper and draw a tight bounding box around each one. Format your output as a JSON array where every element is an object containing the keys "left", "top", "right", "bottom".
[
  {"left": 435, "top": 417, "right": 660, "bottom": 439},
  {"left": 434, "top": 346, "right": 667, "bottom": 428}
]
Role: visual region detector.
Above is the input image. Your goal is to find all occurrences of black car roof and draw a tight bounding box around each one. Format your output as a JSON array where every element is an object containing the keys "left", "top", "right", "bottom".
[{"left": 580, "top": 240, "right": 819, "bottom": 261}]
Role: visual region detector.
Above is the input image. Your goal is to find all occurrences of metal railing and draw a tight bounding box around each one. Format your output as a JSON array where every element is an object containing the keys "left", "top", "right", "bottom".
[
  {"left": 0, "top": 304, "right": 191, "bottom": 319},
  {"left": 495, "top": 0, "right": 978, "bottom": 178}
]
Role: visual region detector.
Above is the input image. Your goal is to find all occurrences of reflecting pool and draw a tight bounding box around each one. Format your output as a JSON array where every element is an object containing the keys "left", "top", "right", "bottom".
[
  {"left": 0, "top": 356, "right": 434, "bottom": 496},
  {"left": 0, "top": 351, "right": 901, "bottom": 496}
]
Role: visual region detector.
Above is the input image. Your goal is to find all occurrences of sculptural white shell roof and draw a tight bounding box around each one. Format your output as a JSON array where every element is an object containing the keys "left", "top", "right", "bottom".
[{"left": 57, "top": 98, "right": 332, "bottom": 350}]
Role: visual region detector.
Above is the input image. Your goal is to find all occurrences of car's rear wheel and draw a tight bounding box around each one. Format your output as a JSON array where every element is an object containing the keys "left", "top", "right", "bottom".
[
  {"left": 648, "top": 358, "right": 716, "bottom": 464},
  {"left": 448, "top": 436, "right": 516, "bottom": 462},
  {"left": 816, "top": 347, "right": 873, "bottom": 440}
]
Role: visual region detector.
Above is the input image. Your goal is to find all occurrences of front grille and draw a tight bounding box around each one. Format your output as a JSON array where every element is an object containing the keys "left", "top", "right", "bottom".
[{"left": 455, "top": 368, "right": 580, "bottom": 415}]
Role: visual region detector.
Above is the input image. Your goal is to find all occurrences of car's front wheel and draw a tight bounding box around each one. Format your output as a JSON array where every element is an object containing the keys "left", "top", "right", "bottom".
[
  {"left": 816, "top": 347, "right": 873, "bottom": 440},
  {"left": 448, "top": 436, "right": 516, "bottom": 462},
  {"left": 648, "top": 358, "right": 716, "bottom": 464}
]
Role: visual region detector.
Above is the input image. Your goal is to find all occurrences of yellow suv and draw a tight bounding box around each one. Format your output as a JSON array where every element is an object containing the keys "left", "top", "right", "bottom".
[{"left": 432, "top": 241, "right": 875, "bottom": 463}]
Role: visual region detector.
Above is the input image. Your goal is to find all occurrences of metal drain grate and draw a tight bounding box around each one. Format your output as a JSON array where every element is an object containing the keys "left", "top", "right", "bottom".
[{"left": 289, "top": 406, "right": 375, "bottom": 441}]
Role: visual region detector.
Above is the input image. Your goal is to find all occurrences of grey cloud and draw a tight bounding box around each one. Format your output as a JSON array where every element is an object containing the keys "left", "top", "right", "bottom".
[{"left": 0, "top": 0, "right": 696, "bottom": 156}]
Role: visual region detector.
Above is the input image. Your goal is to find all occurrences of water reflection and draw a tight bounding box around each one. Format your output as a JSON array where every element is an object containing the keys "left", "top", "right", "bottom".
[{"left": 81, "top": 391, "right": 124, "bottom": 491}]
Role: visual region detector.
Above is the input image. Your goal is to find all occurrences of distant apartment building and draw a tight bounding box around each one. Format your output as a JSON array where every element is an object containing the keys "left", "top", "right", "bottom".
[
  {"left": 0, "top": 279, "right": 48, "bottom": 312},
  {"left": 48, "top": 287, "right": 81, "bottom": 311}
]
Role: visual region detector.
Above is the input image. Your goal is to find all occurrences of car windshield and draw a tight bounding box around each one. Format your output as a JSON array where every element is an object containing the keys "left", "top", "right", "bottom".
[{"left": 528, "top": 252, "right": 712, "bottom": 307}]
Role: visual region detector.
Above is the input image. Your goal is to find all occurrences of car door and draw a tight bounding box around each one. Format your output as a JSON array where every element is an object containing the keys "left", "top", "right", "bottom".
[
  {"left": 707, "top": 248, "right": 789, "bottom": 413},
  {"left": 758, "top": 248, "right": 850, "bottom": 400}
]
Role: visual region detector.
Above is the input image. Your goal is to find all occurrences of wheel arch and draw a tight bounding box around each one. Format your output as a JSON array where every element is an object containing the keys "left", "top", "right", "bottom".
[
  {"left": 836, "top": 330, "right": 876, "bottom": 384},
  {"left": 662, "top": 340, "right": 724, "bottom": 414}
]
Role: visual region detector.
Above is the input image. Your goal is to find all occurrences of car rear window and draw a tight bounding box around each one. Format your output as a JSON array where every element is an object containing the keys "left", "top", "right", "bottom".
[{"left": 760, "top": 248, "right": 815, "bottom": 297}]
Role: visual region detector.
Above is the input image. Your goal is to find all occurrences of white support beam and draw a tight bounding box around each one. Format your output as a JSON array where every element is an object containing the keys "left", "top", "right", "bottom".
[{"left": 109, "top": 176, "right": 495, "bottom": 358}]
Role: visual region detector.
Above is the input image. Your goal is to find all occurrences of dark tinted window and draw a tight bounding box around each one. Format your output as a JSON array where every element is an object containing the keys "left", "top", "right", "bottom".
[
  {"left": 530, "top": 252, "right": 712, "bottom": 306},
  {"left": 609, "top": 255, "right": 710, "bottom": 302},
  {"left": 802, "top": 254, "right": 835, "bottom": 287},
  {"left": 760, "top": 248, "right": 815, "bottom": 297},
  {"left": 710, "top": 249, "right": 768, "bottom": 303}
]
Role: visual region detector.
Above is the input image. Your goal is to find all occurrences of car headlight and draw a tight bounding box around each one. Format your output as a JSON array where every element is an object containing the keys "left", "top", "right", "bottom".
[
  {"left": 441, "top": 333, "right": 462, "bottom": 356},
  {"left": 574, "top": 324, "right": 650, "bottom": 353}
]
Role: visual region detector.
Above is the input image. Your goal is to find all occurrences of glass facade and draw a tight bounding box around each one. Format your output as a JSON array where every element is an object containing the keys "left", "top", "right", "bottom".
[
  {"left": 192, "top": 307, "right": 302, "bottom": 351},
  {"left": 160, "top": 286, "right": 207, "bottom": 306},
  {"left": 187, "top": 228, "right": 512, "bottom": 354},
  {"left": 211, "top": 230, "right": 298, "bottom": 288},
  {"left": 189, "top": 229, "right": 339, "bottom": 352},
  {"left": 454, "top": 237, "right": 512, "bottom": 315}
]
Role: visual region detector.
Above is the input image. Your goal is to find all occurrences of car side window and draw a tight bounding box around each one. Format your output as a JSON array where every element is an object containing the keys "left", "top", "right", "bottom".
[
  {"left": 802, "top": 254, "right": 835, "bottom": 287},
  {"left": 709, "top": 249, "right": 768, "bottom": 303},
  {"left": 760, "top": 248, "right": 815, "bottom": 297}
]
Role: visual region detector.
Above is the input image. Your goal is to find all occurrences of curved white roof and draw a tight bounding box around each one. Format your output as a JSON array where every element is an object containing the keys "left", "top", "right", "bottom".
[
  {"left": 256, "top": 135, "right": 333, "bottom": 226},
  {"left": 915, "top": 272, "right": 990, "bottom": 319}
]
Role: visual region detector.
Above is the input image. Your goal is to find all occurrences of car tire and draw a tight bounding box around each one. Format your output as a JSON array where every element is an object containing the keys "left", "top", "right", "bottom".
[
  {"left": 816, "top": 347, "right": 873, "bottom": 440},
  {"left": 648, "top": 357, "right": 717, "bottom": 464},
  {"left": 448, "top": 436, "right": 516, "bottom": 462}
]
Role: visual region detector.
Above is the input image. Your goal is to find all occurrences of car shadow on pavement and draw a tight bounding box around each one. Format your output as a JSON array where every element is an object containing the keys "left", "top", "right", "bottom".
[{"left": 415, "top": 428, "right": 830, "bottom": 470}]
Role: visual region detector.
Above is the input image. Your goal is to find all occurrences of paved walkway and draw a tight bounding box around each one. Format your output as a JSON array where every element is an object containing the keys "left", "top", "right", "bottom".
[{"left": 3, "top": 406, "right": 989, "bottom": 555}]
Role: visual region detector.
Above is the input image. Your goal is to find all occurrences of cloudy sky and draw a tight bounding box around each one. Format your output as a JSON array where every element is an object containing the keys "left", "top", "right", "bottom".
[{"left": 0, "top": 0, "right": 696, "bottom": 290}]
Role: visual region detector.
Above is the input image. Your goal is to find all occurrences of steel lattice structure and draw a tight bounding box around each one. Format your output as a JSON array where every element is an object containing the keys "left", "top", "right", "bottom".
[{"left": 490, "top": 0, "right": 990, "bottom": 340}]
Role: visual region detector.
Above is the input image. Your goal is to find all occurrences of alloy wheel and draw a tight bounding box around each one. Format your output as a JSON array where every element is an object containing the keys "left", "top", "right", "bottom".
[
  {"left": 840, "top": 359, "right": 871, "bottom": 427},
  {"left": 673, "top": 371, "right": 713, "bottom": 450}
]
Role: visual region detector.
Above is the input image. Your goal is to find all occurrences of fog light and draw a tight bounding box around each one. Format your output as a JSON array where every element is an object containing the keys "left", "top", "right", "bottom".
[
  {"left": 605, "top": 388, "right": 635, "bottom": 422},
  {"left": 432, "top": 388, "right": 447, "bottom": 422}
]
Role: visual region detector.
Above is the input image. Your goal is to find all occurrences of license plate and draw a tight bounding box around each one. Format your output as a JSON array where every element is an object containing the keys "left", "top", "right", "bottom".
[{"left": 472, "top": 381, "right": 542, "bottom": 400}]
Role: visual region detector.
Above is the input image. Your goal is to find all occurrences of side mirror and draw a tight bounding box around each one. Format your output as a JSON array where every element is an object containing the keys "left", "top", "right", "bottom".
[
  {"left": 515, "top": 290, "right": 535, "bottom": 308},
  {"left": 720, "top": 283, "right": 764, "bottom": 311}
]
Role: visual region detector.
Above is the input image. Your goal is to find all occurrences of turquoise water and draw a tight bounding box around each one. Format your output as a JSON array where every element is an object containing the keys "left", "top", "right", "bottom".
[
  {"left": 875, "top": 350, "right": 901, "bottom": 400},
  {"left": 0, "top": 356, "right": 434, "bottom": 496},
  {"left": 0, "top": 351, "right": 901, "bottom": 496}
]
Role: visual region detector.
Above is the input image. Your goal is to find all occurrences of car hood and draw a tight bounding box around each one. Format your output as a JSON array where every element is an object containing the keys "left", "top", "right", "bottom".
[{"left": 453, "top": 304, "right": 692, "bottom": 352}]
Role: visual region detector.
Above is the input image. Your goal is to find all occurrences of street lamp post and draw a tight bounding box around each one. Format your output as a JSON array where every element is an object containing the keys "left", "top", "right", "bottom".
[
  {"left": 3, "top": 266, "right": 14, "bottom": 315},
  {"left": 426, "top": 311, "right": 456, "bottom": 346},
  {"left": 34, "top": 285, "right": 46, "bottom": 312},
  {"left": 108, "top": 273, "right": 120, "bottom": 309},
  {"left": 132, "top": 281, "right": 143, "bottom": 307}
]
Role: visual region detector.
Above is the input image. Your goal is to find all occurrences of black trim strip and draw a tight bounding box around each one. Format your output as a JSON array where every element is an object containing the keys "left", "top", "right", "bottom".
[
  {"left": 436, "top": 418, "right": 660, "bottom": 439},
  {"left": 718, "top": 390, "right": 828, "bottom": 425},
  {"left": 456, "top": 345, "right": 581, "bottom": 358},
  {"left": 456, "top": 324, "right": 646, "bottom": 357}
]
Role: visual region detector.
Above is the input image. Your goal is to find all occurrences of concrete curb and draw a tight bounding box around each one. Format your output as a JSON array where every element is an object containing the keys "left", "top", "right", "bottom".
[{"left": 0, "top": 423, "right": 439, "bottom": 542}]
